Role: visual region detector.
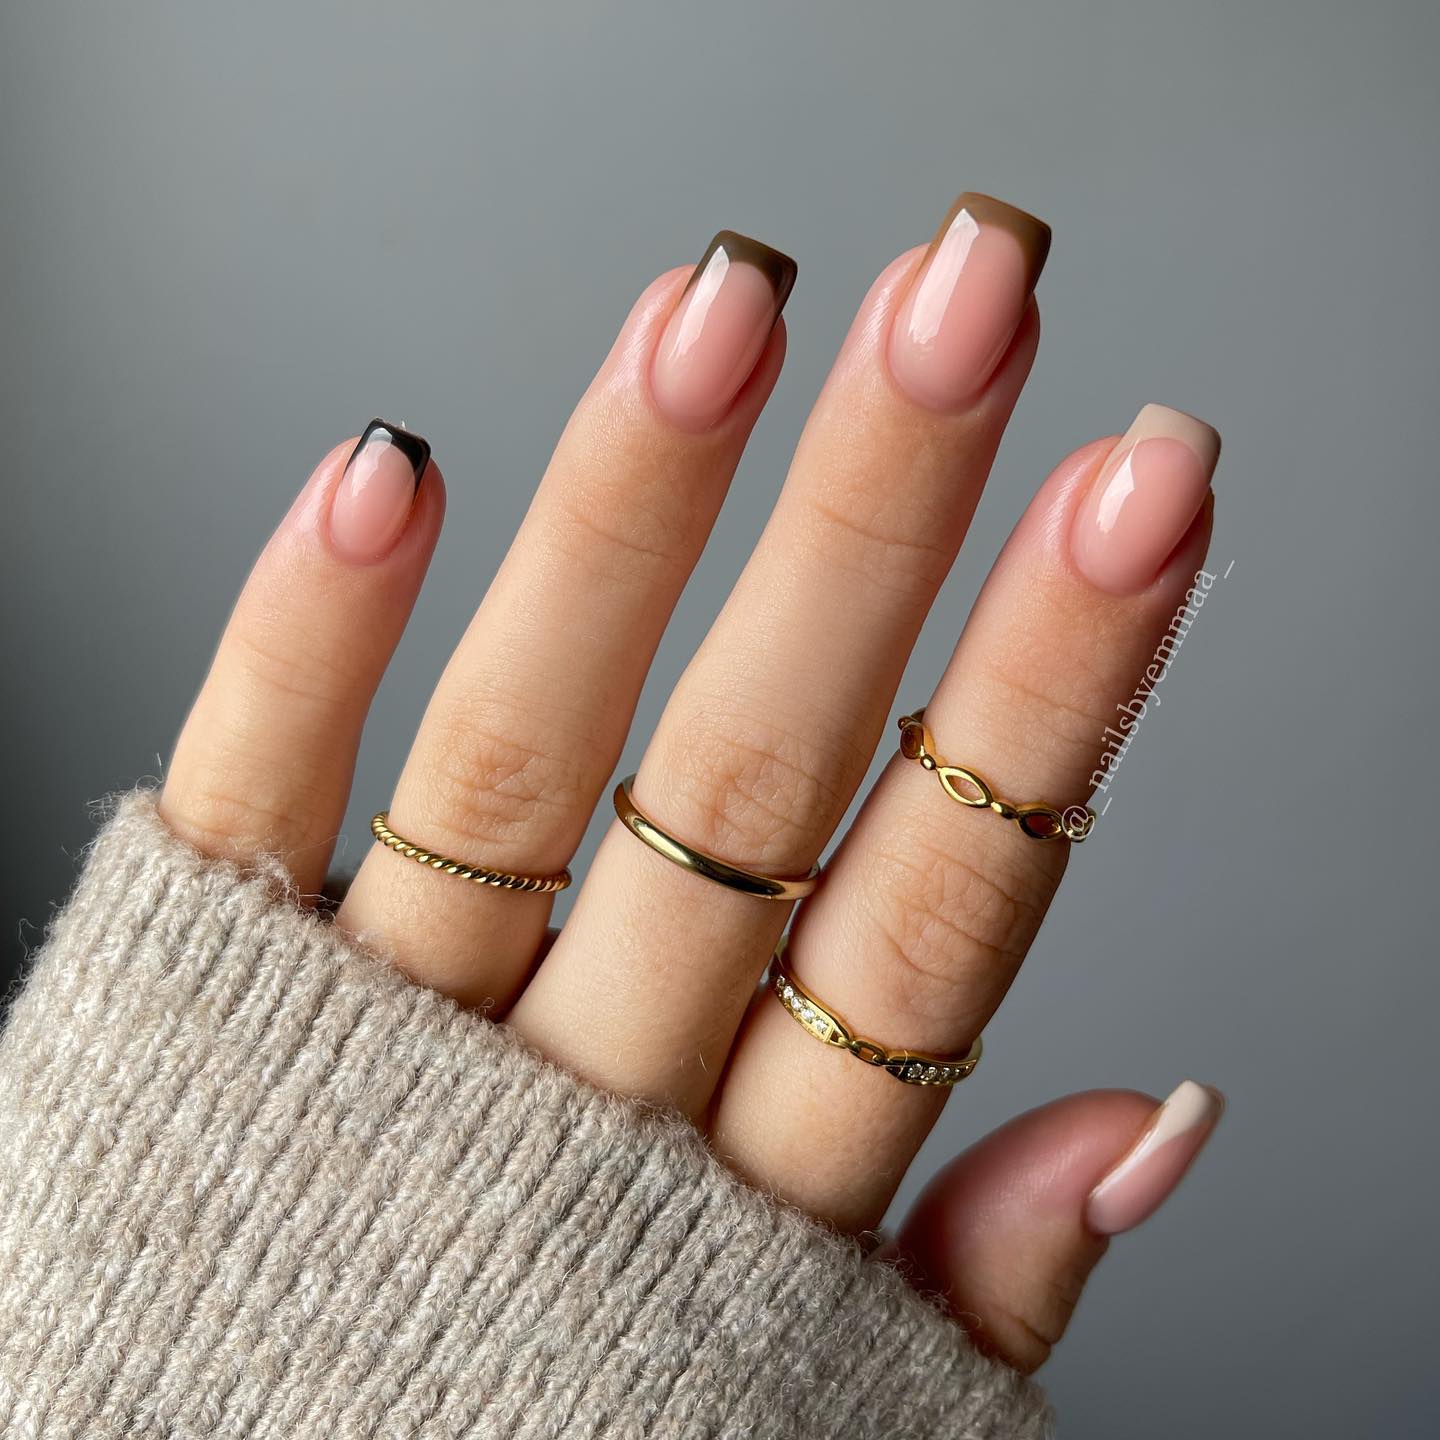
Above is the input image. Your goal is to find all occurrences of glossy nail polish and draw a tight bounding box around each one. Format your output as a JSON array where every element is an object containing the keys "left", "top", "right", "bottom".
[
  {"left": 1085, "top": 1080, "right": 1224, "bottom": 1236},
  {"left": 651, "top": 231, "right": 797, "bottom": 430},
  {"left": 888, "top": 192, "right": 1051, "bottom": 412},
  {"left": 329, "top": 419, "right": 431, "bottom": 564},
  {"left": 1070, "top": 404, "right": 1220, "bottom": 594}
]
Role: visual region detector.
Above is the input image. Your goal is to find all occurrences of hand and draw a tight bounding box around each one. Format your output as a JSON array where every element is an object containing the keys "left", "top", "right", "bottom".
[{"left": 157, "top": 196, "right": 1222, "bottom": 1373}]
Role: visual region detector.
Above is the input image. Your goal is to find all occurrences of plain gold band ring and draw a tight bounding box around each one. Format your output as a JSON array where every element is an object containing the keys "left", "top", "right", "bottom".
[{"left": 612, "top": 775, "right": 820, "bottom": 901}]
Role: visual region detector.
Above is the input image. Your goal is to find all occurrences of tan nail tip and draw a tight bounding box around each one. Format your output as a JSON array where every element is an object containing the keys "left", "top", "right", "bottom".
[
  {"left": 1153, "top": 1079, "right": 1225, "bottom": 1144},
  {"left": 1131, "top": 402, "right": 1223, "bottom": 468}
]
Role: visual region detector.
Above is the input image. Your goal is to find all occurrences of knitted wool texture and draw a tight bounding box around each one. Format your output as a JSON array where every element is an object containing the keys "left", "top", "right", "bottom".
[{"left": 0, "top": 794, "right": 1051, "bottom": 1438}]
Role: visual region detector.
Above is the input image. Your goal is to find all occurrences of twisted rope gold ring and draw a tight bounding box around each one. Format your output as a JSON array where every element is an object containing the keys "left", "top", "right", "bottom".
[{"left": 370, "top": 811, "right": 572, "bottom": 893}]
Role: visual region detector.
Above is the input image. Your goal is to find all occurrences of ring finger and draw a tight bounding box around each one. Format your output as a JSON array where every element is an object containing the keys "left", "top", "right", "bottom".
[
  {"left": 713, "top": 405, "right": 1221, "bottom": 1232},
  {"left": 511, "top": 193, "right": 1052, "bottom": 1111}
]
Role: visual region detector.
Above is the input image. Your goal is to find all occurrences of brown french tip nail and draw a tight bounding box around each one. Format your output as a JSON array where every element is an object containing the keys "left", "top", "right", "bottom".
[
  {"left": 688, "top": 230, "right": 799, "bottom": 310},
  {"left": 351, "top": 418, "right": 431, "bottom": 492},
  {"left": 329, "top": 419, "right": 431, "bottom": 565},
  {"left": 942, "top": 193, "right": 1051, "bottom": 294},
  {"left": 652, "top": 230, "right": 797, "bottom": 430},
  {"left": 889, "top": 191, "right": 1051, "bottom": 412}
]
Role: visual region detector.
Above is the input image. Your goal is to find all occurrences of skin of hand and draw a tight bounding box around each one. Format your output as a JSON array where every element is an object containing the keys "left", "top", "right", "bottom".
[{"left": 158, "top": 194, "right": 1223, "bottom": 1373}]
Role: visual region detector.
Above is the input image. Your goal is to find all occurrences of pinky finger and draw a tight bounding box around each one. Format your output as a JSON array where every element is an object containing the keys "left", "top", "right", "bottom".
[
  {"left": 160, "top": 421, "right": 444, "bottom": 894},
  {"left": 890, "top": 1082, "right": 1224, "bottom": 1372}
]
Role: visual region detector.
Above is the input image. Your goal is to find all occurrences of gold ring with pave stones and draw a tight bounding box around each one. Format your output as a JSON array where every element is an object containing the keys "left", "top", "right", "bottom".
[{"left": 770, "top": 940, "right": 982, "bottom": 1088}]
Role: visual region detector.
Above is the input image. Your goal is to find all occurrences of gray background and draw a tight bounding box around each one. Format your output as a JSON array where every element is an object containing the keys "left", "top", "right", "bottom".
[{"left": 2, "top": 2, "right": 1436, "bottom": 1434}]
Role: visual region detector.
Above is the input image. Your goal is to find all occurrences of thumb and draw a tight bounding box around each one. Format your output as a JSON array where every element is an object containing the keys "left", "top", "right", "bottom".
[{"left": 890, "top": 1081, "right": 1224, "bottom": 1373}]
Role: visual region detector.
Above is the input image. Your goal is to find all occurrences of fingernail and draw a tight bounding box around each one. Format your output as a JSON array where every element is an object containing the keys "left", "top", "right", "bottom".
[
  {"left": 1085, "top": 1080, "right": 1224, "bottom": 1236},
  {"left": 651, "top": 230, "right": 797, "bottom": 430},
  {"left": 1071, "top": 403, "right": 1221, "bottom": 595},
  {"left": 887, "top": 192, "right": 1051, "bottom": 412},
  {"left": 329, "top": 419, "right": 431, "bottom": 564}
]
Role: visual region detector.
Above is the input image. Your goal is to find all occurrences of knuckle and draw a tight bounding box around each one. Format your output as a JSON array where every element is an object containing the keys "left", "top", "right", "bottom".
[
  {"left": 657, "top": 707, "right": 856, "bottom": 870},
  {"left": 980, "top": 649, "right": 1116, "bottom": 754},
  {"left": 860, "top": 835, "right": 1048, "bottom": 1033},
  {"left": 417, "top": 707, "right": 594, "bottom": 854},
  {"left": 547, "top": 463, "right": 701, "bottom": 582},
  {"left": 164, "top": 759, "right": 332, "bottom": 864},
  {"left": 803, "top": 487, "right": 954, "bottom": 603},
  {"left": 983, "top": 1294, "right": 1059, "bottom": 1373},
  {"left": 229, "top": 619, "right": 360, "bottom": 715},
  {"left": 981, "top": 1257, "right": 1091, "bottom": 1371}
]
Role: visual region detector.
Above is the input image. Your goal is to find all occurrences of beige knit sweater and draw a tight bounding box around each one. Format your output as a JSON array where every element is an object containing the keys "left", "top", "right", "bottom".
[{"left": 0, "top": 794, "right": 1050, "bottom": 1438}]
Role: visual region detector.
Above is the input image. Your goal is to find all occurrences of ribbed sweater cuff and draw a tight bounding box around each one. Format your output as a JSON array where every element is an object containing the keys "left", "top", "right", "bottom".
[{"left": 0, "top": 793, "right": 1050, "bottom": 1439}]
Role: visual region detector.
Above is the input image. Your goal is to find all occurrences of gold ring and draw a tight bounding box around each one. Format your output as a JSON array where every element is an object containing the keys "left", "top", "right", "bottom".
[
  {"left": 770, "top": 941, "right": 982, "bottom": 1087},
  {"left": 897, "top": 710, "right": 1095, "bottom": 842},
  {"left": 612, "top": 775, "right": 820, "bottom": 901},
  {"left": 370, "top": 811, "right": 571, "bottom": 893}
]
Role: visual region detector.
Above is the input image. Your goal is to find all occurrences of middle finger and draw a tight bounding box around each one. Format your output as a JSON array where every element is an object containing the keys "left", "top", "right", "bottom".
[{"left": 510, "top": 193, "right": 1052, "bottom": 1112}]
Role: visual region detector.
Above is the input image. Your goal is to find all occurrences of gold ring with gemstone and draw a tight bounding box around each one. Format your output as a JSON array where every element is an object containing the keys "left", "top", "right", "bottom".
[
  {"left": 770, "top": 940, "right": 982, "bottom": 1088},
  {"left": 897, "top": 710, "right": 1095, "bottom": 842}
]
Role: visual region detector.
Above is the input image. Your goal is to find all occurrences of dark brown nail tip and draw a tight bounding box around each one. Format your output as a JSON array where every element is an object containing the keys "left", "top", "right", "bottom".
[
  {"left": 351, "top": 418, "right": 432, "bottom": 492},
  {"left": 689, "top": 230, "right": 799, "bottom": 314},
  {"left": 934, "top": 192, "right": 1052, "bottom": 294}
]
